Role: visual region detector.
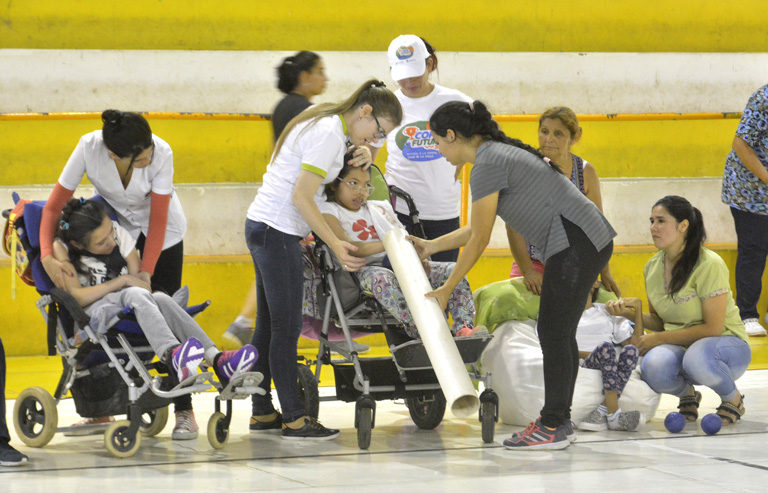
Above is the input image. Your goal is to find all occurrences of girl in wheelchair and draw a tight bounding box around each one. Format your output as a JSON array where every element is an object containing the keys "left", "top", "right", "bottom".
[
  {"left": 52, "top": 198, "right": 258, "bottom": 436},
  {"left": 320, "top": 163, "right": 485, "bottom": 339}
]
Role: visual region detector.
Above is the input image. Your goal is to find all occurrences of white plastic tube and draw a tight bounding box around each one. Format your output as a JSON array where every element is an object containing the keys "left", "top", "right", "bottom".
[{"left": 381, "top": 227, "right": 480, "bottom": 418}]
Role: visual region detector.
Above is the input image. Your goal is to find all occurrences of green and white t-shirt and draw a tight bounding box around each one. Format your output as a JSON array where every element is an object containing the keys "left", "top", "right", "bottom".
[{"left": 247, "top": 115, "right": 347, "bottom": 237}]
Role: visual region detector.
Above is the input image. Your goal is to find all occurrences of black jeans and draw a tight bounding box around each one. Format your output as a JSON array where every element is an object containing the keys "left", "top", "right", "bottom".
[
  {"left": 730, "top": 206, "right": 768, "bottom": 320},
  {"left": 537, "top": 218, "right": 613, "bottom": 428},
  {"left": 246, "top": 220, "right": 305, "bottom": 422},
  {"left": 135, "top": 235, "right": 189, "bottom": 412},
  {"left": 0, "top": 337, "right": 10, "bottom": 446},
  {"left": 396, "top": 213, "right": 461, "bottom": 262}
]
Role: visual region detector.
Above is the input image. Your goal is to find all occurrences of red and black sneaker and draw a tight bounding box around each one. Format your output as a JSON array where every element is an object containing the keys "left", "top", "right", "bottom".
[{"left": 503, "top": 417, "right": 570, "bottom": 450}]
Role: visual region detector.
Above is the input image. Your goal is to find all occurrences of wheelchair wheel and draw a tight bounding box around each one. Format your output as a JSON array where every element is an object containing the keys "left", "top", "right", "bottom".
[
  {"left": 297, "top": 364, "right": 319, "bottom": 419},
  {"left": 139, "top": 406, "right": 169, "bottom": 437},
  {"left": 406, "top": 390, "right": 446, "bottom": 430},
  {"left": 480, "top": 400, "right": 496, "bottom": 443},
  {"left": 356, "top": 407, "right": 373, "bottom": 450},
  {"left": 13, "top": 386, "right": 58, "bottom": 447},
  {"left": 104, "top": 420, "right": 141, "bottom": 458},
  {"left": 207, "top": 412, "right": 229, "bottom": 450}
]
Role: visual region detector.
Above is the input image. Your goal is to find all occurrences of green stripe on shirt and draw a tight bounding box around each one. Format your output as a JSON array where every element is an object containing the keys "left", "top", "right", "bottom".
[{"left": 302, "top": 163, "right": 327, "bottom": 178}]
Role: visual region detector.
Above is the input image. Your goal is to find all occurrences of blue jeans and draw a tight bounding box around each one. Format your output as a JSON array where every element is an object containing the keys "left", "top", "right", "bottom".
[
  {"left": 246, "top": 220, "right": 305, "bottom": 422},
  {"left": 640, "top": 336, "right": 751, "bottom": 401}
]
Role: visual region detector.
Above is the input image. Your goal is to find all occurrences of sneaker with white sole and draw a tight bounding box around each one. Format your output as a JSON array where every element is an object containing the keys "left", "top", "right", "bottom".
[
  {"left": 0, "top": 445, "right": 29, "bottom": 467},
  {"left": 578, "top": 407, "right": 608, "bottom": 431},
  {"left": 607, "top": 410, "right": 642, "bottom": 431},
  {"left": 503, "top": 418, "right": 570, "bottom": 450},
  {"left": 172, "top": 410, "right": 199, "bottom": 440},
  {"left": 222, "top": 322, "right": 254, "bottom": 348},
  {"left": 213, "top": 344, "right": 258, "bottom": 386},
  {"left": 743, "top": 318, "right": 767, "bottom": 337},
  {"left": 171, "top": 337, "right": 205, "bottom": 385}
]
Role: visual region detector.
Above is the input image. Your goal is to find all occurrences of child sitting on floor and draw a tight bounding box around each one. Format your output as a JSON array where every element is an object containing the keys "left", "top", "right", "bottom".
[
  {"left": 320, "top": 163, "right": 484, "bottom": 339},
  {"left": 571, "top": 282, "right": 643, "bottom": 431},
  {"left": 52, "top": 198, "right": 258, "bottom": 436}
]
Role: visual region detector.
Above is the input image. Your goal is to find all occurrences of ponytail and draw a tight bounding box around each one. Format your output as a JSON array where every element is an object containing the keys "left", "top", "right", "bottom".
[
  {"left": 101, "top": 110, "right": 153, "bottom": 161},
  {"left": 430, "top": 100, "right": 561, "bottom": 173},
  {"left": 272, "top": 79, "right": 402, "bottom": 160},
  {"left": 276, "top": 51, "right": 321, "bottom": 94},
  {"left": 653, "top": 195, "right": 706, "bottom": 296}
]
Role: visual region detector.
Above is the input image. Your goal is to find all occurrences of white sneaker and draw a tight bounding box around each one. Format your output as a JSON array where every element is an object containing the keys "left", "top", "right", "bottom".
[
  {"left": 172, "top": 410, "right": 199, "bottom": 440},
  {"left": 743, "top": 318, "right": 767, "bottom": 337}
]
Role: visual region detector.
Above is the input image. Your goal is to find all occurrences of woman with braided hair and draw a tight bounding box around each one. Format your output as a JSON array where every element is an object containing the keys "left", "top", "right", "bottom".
[
  {"left": 412, "top": 100, "right": 616, "bottom": 450},
  {"left": 244, "top": 79, "right": 402, "bottom": 440}
]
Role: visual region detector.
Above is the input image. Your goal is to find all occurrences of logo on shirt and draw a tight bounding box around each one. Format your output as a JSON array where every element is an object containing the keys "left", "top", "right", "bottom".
[
  {"left": 395, "top": 121, "right": 442, "bottom": 162},
  {"left": 351, "top": 219, "right": 379, "bottom": 241},
  {"left": 396, "top": 45, "right": 414, "bottom": 60}
]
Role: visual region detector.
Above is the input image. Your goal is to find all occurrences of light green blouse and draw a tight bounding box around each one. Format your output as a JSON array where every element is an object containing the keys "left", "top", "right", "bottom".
[{"left": 644, "top": 247, "right": 747, "bottom": 342}]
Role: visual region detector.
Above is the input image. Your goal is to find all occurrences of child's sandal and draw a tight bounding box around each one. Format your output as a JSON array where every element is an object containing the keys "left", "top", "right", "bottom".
[
  {"left": 716, "top": 395, "right": 745, "bottom": 425},
  {"left": 677, "top": 390, "right": 702, "bottom": 422}
]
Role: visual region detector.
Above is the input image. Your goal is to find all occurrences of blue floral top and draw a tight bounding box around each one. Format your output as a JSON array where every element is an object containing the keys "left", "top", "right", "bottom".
[{"left": 722, "top": 84, "right": 768, "bottom": 215}]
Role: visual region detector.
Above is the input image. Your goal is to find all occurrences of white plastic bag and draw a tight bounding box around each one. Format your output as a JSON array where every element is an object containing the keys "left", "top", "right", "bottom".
[{"left": 481, "top": 320, "right": 660, "bottom": 426}]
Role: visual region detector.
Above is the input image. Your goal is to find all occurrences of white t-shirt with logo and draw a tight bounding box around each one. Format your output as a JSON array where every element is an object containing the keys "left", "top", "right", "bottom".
[
  {"left": 58, "top": 130, "right": 187, "bottom": 249},
  {"left": 57, "top": 221, "right": 134, "bottom": 288},
  {"left": 248, "top": 115, "right": 347, "bottom": 237},
  {"left": 319, "top": 200, "right": 398, "bottom": 265},
  {"left": 384, "top": 84, "right": 473, "bottom": 220},
  {"left": 573, "top": 303, "right": 634, "bottom": 353}
]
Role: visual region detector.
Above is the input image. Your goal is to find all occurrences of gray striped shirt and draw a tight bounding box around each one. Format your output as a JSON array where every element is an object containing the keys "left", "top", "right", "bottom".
[{"left": 471, "top": 141, "right": 616, "bottom": 261}]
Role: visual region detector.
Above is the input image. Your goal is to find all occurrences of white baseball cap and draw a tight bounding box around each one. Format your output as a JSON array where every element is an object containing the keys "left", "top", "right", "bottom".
[{"left": 387, "top": 34, "right": 430, "bottom": 82}]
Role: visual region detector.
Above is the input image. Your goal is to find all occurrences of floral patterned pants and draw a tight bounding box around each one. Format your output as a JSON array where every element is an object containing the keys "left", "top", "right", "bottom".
[
  {"left": 581, "top": 341, "right": 639, "bottom": 396},
  {"left": 355, "top": 261, "right": 474, "bottom": 338}
]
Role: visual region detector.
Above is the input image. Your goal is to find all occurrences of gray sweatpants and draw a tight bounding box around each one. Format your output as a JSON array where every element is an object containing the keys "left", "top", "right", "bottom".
[{"left": 85, "top": 287, "right": 215, "bottom": 359}]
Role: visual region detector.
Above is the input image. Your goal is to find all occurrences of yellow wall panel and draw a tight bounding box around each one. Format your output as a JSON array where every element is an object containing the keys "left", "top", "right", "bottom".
[
  {"left": 1, "top": 1, "right": 767, "bottom": 52},
  {"left": 0, "top": 117, "right": 740, "bottom": 185}
]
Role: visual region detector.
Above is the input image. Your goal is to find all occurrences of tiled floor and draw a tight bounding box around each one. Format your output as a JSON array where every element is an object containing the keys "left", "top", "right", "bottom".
[{"left": 3, "top": 369, "right": 768, "bottom": 492}]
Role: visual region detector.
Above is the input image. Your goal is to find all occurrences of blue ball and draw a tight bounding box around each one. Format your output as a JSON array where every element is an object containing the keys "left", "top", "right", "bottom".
[
  {"left": 701, "top": 413, "right": 722, "bottom": 435},
  {"left": 664, "top": 411, "right": 686, "bottom": 433}
]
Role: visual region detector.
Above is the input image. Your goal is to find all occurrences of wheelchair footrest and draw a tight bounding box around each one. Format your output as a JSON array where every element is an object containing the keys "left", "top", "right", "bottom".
[
  {"left": 216, "top": 372, "right": 265, "bottom": 400},
  {"left": 391, "top": 334, "right": 493, "bottom": 369}
]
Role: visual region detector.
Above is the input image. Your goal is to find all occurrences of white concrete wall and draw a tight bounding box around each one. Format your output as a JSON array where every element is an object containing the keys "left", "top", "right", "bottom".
[
  {"left": 2, "top": 50, "right": 768, "bottom": 114},
  {"left": 1, "top": 177, "right": 735, "bottom": 257}
]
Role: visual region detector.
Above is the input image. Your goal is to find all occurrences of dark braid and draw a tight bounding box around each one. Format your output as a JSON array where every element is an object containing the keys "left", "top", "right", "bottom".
[
  {"left": 654, "top": 195, "right": 707, "bottom": 296},
  {"left": 430, "top": 100, "right": 562, "bottom": 173}
]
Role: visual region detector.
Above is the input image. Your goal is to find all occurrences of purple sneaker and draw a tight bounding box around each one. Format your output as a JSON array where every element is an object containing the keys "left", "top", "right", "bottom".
[
  {"left": 171, "top": 337, "right": 205, "bottom": 385},
  {"left": 214, "top": 344, "right": 258, "bottom": 386}
]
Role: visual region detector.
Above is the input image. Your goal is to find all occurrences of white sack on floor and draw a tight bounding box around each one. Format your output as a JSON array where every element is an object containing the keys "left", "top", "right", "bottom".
[{"left": 480, "top": 320, "right": 661, "bottom": 426}]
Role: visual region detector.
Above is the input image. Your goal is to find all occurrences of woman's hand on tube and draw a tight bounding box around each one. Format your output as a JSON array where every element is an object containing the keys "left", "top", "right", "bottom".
[
  {"left": 407, "top": 235, "right": 434, "bottom": 260},
  {"left": 346, "top": 145, "right": 373, "bottom": 170},
  {"left": 331, "top": 240, "right": 366, "bottom": 272},
  {"left": 521, "top": 268, "right": 543, "bottom": 295},
  {"left": 425, "top": 284, "right": 451, "bottom": 312},
  {"left": 41, "top": 255, "right": 76, "bottom": 287}
]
